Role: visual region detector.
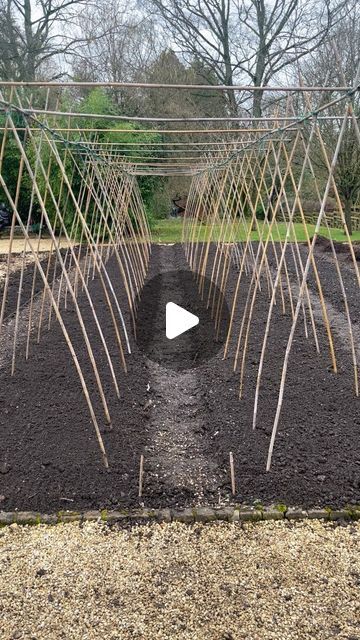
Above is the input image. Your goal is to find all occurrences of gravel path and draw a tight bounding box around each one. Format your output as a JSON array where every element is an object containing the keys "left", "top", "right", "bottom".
[
  {"left": 0, "top": 238, "right": 74, "bottom": 255},
  {"left": 0, "top": 520, "right": 359, "bottom": 640}
]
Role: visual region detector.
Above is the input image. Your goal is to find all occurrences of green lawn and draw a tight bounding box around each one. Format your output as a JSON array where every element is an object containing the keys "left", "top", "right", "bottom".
[{"left": 151, "top": 218, "right": 360, "bottom": 244}]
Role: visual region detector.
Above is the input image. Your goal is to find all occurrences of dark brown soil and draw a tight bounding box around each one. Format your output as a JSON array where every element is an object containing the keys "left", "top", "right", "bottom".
[
  {"left": 0, "top": 248, "right": 76, "bottom": 321},
  {"left": 0, "top": 243, "right": 359, "bottom": 512},
  {"left": 314, "top": 235, "right": 360, "bottom": 261}
]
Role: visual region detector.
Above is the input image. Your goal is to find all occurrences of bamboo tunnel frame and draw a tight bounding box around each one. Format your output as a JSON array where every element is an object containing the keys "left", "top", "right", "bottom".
[{"left": 0, "top": 77, "right": 359, "bottom": 475}]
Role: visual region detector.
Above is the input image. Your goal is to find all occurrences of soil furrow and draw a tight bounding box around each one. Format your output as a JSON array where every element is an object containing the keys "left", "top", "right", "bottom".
[{"left": 143, "top": 245, "right": 220, "bottom": 504}]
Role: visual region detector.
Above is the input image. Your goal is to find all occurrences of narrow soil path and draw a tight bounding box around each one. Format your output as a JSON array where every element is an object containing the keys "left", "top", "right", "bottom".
[{"left": 143, "top": 245, "right": 220, "bottom": 504}]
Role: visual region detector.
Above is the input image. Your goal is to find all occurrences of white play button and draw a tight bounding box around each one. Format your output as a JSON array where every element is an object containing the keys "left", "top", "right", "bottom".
[{"left": 166, "top": 302, "right": 199, "bottom": 340}]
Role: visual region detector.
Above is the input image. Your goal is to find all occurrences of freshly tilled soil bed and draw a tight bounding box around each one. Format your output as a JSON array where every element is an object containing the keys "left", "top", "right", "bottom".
[{"left": 0, "top": 243, "right": 359, "bottom": 512}]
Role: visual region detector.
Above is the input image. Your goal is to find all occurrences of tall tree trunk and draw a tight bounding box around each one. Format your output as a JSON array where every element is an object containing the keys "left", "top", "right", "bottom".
[
  {"left": 226, "top": 86, "right": 238, "bottom": 117},
  {"left": 221, "top": 14, "right": 237, "bottom": 117},
  {"left": 252, "top": 0, "right": 266, "bottom": 119},
  {"left": 24, "top": 0, "right": 36, "bottom": 81},
  {"left": 344, "top": 197, "right": 353, "bottom": 235},
  {"left": 252, "top": 87, "right": 264, "bottom": 118}
]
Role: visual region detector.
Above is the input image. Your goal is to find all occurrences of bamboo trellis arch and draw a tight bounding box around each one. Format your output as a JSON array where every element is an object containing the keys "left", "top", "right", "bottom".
[{"left": 0, "top": 77, "right": 359, "bottom": 471}]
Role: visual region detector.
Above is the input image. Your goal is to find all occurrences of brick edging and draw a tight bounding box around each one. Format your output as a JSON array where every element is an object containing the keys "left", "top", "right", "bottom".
[{"left": 1, "top": 505, "right": 360, "bottom": 526}]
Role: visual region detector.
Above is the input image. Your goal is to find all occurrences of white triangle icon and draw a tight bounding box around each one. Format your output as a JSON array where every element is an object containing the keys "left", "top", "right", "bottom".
[{"left": 166, "top": 302, "right": 199, "bottom": 340}]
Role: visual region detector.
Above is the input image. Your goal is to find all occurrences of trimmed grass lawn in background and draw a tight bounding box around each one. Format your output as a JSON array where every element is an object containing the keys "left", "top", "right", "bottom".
[{"left": 152, "top": 217, "right": 360, "bottom": 244}]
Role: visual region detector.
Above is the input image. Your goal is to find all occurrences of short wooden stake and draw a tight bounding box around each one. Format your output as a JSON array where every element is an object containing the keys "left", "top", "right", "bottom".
[
  {"left": 229, "top": 451, "right": 236, "bottom": 496},
  {"left": 138, "top": 455, "right": 144, "bottom": 498}
]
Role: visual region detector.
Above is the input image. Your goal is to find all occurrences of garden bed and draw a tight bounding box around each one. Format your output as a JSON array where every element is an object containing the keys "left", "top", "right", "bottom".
[{"left": 0, "top": 243, "right": 359, "bottom": 512}]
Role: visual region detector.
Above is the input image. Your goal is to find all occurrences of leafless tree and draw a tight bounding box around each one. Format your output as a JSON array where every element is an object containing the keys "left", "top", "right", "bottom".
[
  {"left": 73, "top": 0, "right": 163, "bottom": 80},
  {"left": 146, "top": 0, "right": 240, "bottom": 115},
  {"left": 72, "top": 0, "right": 163, "bottom": 112},
  {"left": 0, "top": 0, "right": 86, "bottom": 81},
  {"left": 237, "top": 0, "right": 350, "bottom": 116},
  {"left": 0, "top": 0, "right": 20, "bottom": 79},
  {"left": 148, "top": 0, "right": 350, "bottom": 116},
  {"left": 300, "top": 11, "right": 360, "bottom": 234}
]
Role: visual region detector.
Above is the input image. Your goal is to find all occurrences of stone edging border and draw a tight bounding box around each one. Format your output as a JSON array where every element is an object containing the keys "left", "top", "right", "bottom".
[{"left": 1, "top": 505, "right": 360, "bottom": 526}]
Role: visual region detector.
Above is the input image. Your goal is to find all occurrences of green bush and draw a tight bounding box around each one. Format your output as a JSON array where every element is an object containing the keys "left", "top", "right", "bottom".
[{"left": 255, "top": 203, "right": 266, "bottom": 220}]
